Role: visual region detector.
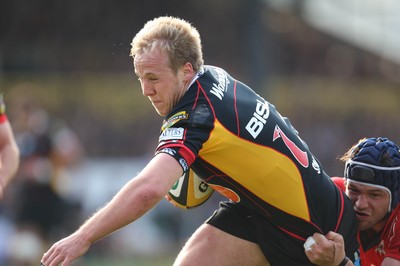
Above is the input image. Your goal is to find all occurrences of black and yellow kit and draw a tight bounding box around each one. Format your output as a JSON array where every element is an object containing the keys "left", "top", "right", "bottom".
[{"left": 156, "top": 66, "right": 358, "bottom": 265}]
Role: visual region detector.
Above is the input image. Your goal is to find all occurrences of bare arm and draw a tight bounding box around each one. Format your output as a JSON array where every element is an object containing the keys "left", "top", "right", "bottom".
[
  {"left": 0, "top": 119, "right": 20, "bottom": 199},
  {"left": 41, "top": 153, "right": 183, "bottom": 266}
]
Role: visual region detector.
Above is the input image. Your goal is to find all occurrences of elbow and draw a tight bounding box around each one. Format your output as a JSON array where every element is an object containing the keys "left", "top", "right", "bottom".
[{"left": 134, "top": 185, "right": 166, "bottom": 211}]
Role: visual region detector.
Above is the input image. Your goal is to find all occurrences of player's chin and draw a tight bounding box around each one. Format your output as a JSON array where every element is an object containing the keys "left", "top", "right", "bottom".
[
  {"left": 356, "top": 220, "right": 372, "bottom": 231},
  {"left": 152, "top": 103, "right": 167, "bottom": 116}
]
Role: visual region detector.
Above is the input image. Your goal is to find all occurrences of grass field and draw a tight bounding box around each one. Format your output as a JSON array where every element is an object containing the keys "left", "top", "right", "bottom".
[{"left": 76, "top": 256, "right": 175, "bottom": 266}]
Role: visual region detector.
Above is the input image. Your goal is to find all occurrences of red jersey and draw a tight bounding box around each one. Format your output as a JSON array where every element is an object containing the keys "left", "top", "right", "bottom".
[
  {"left": 358, "top": 205, "right": 400, "bottom": 265},
  {"left": 332, "top": 177, "right": 400, "bottom": 265}
]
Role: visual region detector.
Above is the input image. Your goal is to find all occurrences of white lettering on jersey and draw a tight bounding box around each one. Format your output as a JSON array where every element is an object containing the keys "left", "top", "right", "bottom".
[
  {"left": 159, "top": 148, "right": 176, "bottom": 157},
  {"left": 245, "top": 99, "right": 270, "bottom": 139},
  {"left": 210, "top": 68, "right": 229, "bottom": 100},
  {"left": 179, "top": 158, "right": 189, "bottom": 172},
  {"left": 311, "top": 156, "right": 321, "bottom": 174}
]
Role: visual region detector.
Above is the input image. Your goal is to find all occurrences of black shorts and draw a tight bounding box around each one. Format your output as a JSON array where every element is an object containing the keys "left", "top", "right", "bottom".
[{"left": 206, "top": 201, "right": 358, "bottom": 266}]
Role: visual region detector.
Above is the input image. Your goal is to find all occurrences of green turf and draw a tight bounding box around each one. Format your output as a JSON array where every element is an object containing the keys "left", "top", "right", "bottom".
[{"left": 77, "top": 256, "right": 175, "bottom": 266}]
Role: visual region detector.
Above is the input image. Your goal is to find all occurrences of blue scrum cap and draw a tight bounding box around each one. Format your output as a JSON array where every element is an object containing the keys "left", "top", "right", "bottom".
[{"left": 344, "top": 137, "right": 400, "bottom": 212}]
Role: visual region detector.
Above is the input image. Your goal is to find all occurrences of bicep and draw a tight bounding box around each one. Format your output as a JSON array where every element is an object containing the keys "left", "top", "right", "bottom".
[{"left": 138, "top": 153, "right": 184, "bottom": 196}]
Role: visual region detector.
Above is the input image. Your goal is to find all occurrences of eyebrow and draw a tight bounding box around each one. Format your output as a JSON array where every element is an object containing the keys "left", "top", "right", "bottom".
[
  {"left": 134, "top": 69, "right": 154, "bottom": 77},
  {"left": 349, "top": 185, "right": 385, "bottom": 194}
]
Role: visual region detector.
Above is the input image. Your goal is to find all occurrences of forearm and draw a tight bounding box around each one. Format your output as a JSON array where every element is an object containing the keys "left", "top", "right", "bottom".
[
  {"left": 0, "top": 118, "right": 20, "bottom": 192},
  {"left": 0, "top": 143, "right": 20, "bottom": 190},
  {"left": 74, "top": 177, "right": 165, "bottom": 245}
]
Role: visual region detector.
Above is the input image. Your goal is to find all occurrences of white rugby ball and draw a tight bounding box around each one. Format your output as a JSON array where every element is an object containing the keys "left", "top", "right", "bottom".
[{"left": 167, "top": 170, "right": 214, "bottom": 209}]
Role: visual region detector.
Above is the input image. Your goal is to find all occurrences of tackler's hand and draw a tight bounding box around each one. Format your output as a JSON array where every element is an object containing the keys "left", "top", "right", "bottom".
[{"left": 304, "top": 231, "right": 347, "bottom": 266}]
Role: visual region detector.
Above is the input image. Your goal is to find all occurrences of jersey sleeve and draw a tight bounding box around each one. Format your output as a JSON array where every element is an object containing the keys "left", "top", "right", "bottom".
[
  {"left": 155, "top": 103, "right": 214, "bottom": 173},
  {"left": 155, "top": 141, "right": 196, "bottom": 173}
]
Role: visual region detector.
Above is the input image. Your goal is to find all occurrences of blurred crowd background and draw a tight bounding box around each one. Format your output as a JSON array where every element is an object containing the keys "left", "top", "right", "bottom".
[{"left": 1, "top": 0, "right": 399, "bottom": 265}]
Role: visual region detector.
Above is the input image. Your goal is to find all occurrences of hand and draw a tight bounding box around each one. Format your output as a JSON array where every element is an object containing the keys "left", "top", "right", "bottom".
[
  {"left": 40, "top": 232, "right": 91, "bottom": 266},
  {"left": 304, "top": 231, "right": 346, "bottom": 266}
]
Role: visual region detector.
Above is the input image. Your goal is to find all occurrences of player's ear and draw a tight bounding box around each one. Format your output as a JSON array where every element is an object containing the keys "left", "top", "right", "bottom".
[{"left": 182, "top": 62, "right": 194, "bottom": 79}]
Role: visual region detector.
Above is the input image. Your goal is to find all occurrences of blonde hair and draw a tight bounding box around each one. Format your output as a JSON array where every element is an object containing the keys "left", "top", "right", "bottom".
[{"left": 130, "top": 16, "right": 204, "bottom": 73}]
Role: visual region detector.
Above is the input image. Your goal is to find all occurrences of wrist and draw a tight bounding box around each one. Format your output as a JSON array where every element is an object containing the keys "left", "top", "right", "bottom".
[
  {"left": 338, "top": 256, "right": 350, "bottom": 266},
  {"left": 75, "top": 227, "right": 94, "bottom": 245}
]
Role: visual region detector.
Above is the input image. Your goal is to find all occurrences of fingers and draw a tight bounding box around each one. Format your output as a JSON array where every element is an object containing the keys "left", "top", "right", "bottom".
[
  {"left": 41, "top": 248, "right": 53, "bottom": 266},
  {"left": 41, "top": 233, "right": 90, "bottom": 266},
  {"left": 325, "top": 231, "right": 344, "bottom": 243},
  {"left": 304, "top": 236, "right": 320, "bottom": 263},
  {"left": 304, "top": 233, "right": 337, "bottom": 265},
  {"left": 304, "top": 236, "right": 316, "bottom": 251},
  {"left": 313, "top": 232, "right": 330, "bottom": 245},
  {"left": 41, "top": 245, "right": 70, "bottom": 266},
  {"left": 303, "top": 232, "right": 328, "bottom": 253},
  {"left": 304, "top": 231, "right": 347, "bottom": 266}
]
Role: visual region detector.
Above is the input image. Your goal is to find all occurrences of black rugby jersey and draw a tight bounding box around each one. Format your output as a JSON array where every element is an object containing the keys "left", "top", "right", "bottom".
[{"left": 156, "top": 65, "right": 345, "bottom": 240}]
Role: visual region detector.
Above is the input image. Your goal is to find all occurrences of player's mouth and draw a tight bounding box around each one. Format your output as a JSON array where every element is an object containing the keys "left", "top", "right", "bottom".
[
  {"left": 355, "top": 210, "right": 369, "bottom": 219},
  {"left": 150, "top": 98, "right": 162, "bottom": 105},
  {"left": 150, "top": 100, "right": 161, "bottom": 107}
]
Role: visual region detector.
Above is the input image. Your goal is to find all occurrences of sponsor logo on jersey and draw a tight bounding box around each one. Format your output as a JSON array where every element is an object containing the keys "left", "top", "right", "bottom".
[
  {"left": 159, "top": 148, "right": 176, "bottom": 157},
  {"left": 159, "top": 127, "right": 185, "bottom": 141},
  {"left": 210, "top": 68, "right": 230, "bottom": 100},
  {"left": 245, "top": 99, "right": 270, "bottom": 138},
  {"left": 179, "top": 158, "right": 189, "bottom": 172},
  {"left": 376, "top": 240, "right": 385, "bottom": 255},
  {"left": 273, "top": 125, "right": 309, "bottom": 168},
  {"left": 311, "top": 156, "right": 321, "bottom": 174},
  {"left": 162, "top": 111, "right": 188, "bottom": 131},
  {"left": 169, "top": 173, "right": 186, "bottom": 197}
]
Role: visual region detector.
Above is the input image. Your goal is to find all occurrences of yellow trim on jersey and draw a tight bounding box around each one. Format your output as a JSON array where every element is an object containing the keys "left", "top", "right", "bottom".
[{"left": 200, "top": 119, "right": 310, "bottom": 221}]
